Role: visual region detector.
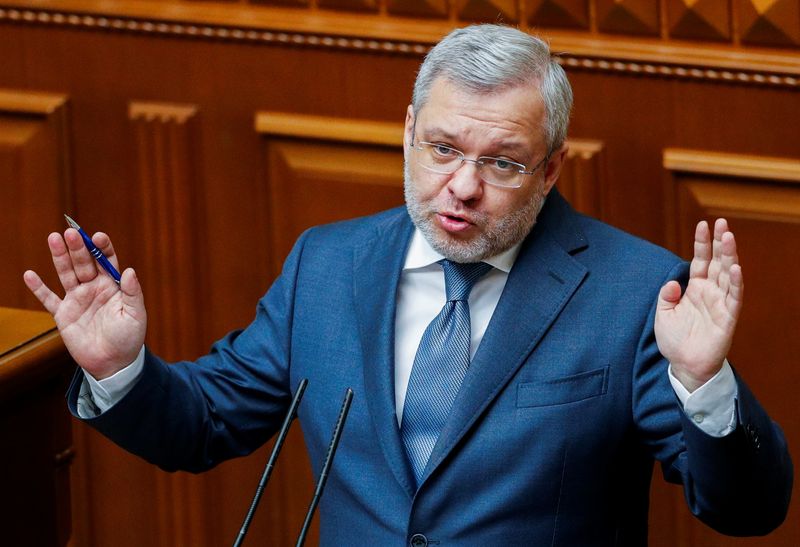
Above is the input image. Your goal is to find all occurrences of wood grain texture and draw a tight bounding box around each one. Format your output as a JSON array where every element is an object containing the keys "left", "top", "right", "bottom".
[
  {"left": 127, "top": 100, "right": 209, "bottom": 546},
  {"left": 0, "top": 307, "right": 73, "bottom": 547},
  {"left": 557, "top": 139, "right": 606, "bottom": 218},
  {"left": 0, "top": 88, "right": 72, "bottom": 311},
  {"left": 664, "top": 148, "right": 800, "bottom": 184},
  {"left": 662, "top": 155, "right": 800, "bottom": 546}
]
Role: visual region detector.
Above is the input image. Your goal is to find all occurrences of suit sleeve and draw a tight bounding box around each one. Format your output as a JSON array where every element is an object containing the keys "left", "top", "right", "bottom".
[
  {"left": 632, "top": 261, "right": 793, "bottom": 536},
  {"left": 66, "top": 229, "right": 312, "bottom": 473}
]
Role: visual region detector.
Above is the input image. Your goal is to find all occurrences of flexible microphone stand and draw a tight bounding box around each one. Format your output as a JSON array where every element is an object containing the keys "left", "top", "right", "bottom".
[
  {"left": 232, "top": 378, "right": 308, "bottom": 547},
  {"left": 296, "top": 388, "right": 354, "bottom": 546}
]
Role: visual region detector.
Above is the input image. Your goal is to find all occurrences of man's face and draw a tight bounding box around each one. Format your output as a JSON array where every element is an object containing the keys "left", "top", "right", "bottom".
[{"left": 403, "top": 78, "right": 568, "bottom": 263}]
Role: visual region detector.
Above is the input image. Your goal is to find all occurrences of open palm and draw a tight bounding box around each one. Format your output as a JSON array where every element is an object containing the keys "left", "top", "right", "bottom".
[
  {"left": 655, "top": 219, "right": 743, "bottom": 392},
  {"left": 23, "top": 229, "right": 146, "bottom": 380}
]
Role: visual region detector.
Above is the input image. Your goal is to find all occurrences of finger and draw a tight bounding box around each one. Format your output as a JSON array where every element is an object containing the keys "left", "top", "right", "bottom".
[
  {"left": 92, "top": 232, "right": 120, "bottom": 270},
  {"left": 689, "top": 221, "right": 711, "bottom": 279},
  {"left": 726, "top": 263, "right": 744, "bottom": 317},
  {"left": 48, "top": 232, "right": 80, "bottom": 291},
  {"left": 64, "top": 228, "right": 99, "bottom": 283},
  {"left": 657, "top": 280, "right": 682, "bottom": 312},
  {"left": 716, "top": 231, "right": 739, "bottom": 294},
  {"left": 22, "top": 270, "right": 62, "bottom": 316},
  {"left": 707, "top": 218, "right": 729, "bottom": 283}
]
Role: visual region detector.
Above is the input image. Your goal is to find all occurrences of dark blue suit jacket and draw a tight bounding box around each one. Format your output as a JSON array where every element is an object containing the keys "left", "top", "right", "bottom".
[{"left": 69, "top": 190, "right": 792, "bottom": 546}]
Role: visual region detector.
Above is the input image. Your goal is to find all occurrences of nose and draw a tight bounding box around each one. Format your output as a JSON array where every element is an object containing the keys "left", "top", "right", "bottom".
[{"left": 447, "top": 160, "right": 484, "bottom": 202}]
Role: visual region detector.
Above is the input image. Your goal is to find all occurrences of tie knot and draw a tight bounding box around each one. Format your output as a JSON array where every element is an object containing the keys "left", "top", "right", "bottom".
[{"left": 441, "top": 260, "right": 493, "bottom": 302}]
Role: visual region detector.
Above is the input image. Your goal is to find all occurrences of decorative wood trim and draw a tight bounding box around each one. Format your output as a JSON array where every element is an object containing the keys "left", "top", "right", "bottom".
[
  {"left": 664, "top": 148, "right": 800, "bottom": 184},
  {"left": 681, "top": 178, "right": 800, "bottom": 221},
  {"left": 0, "top": 88, "right": 68, "bottom": 115},
  {"left": 255, "top": 111, "right": 404, "bottom": 146},
  {"left": 557, "top": 139, "right": 606, "bottom": 218},
  {"left": 1, "top": 2, "right": 799, "bottom": 87},
  {"left": 128, "top": 100, "right": 207, "bottom": 547}
]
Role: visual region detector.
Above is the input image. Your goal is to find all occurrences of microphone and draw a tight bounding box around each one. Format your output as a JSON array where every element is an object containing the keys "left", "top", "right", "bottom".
[
  {"left": 295, "top": 388, "right": 354, "bottom": 547},
  {"left": 232, "top": 378, "right": 308, "bottom": 547}
]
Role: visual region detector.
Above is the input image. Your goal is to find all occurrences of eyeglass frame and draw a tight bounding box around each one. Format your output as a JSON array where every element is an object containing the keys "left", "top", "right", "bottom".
[{"left": 409, "top": 124, "right": 551, "bottom": 189}]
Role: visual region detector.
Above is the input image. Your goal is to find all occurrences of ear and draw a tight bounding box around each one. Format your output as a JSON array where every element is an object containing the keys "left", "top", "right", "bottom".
[
  {"left": 541, "top": 141, "right": 569, "bottom": 196},
  {"left": 403, "top": 105, "right": 415, "bottom": 150}
]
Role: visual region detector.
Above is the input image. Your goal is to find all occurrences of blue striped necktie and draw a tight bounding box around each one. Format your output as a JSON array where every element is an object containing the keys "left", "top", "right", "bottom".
[{"left": 401, "top": 259, "right": 493, "bottom": 485}]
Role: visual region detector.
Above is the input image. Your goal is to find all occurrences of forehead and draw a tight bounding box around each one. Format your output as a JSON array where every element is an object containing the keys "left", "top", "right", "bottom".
[{"left": 415, "top": 78, "right": 546, "bottom": 153}]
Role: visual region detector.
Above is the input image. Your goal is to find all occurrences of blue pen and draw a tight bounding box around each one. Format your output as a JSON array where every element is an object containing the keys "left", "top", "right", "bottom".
[{"left": 64, "top": 214, "right": 122, "bottom": 285}]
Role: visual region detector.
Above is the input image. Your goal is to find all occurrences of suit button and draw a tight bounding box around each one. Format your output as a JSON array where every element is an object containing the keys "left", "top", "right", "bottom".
[{"left": 410, "top": 533, "right": 428, "bottom": 547}]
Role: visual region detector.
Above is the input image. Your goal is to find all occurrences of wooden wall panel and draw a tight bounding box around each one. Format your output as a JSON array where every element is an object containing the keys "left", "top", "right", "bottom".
[
  {"left": 0, "top": 2, "right": 798, "bottom": 546},
  {"left": 0, "top": 89, "right": 71, "bottom": 310},
  {"left": 456, "top": 0, "right": 519, "bottom": 22},
  {"left": 739, "top": 0, "right": 800, "bottom": 47},
  {"left": 129, "top": 100, "right": 208, "bottom": 546},
  {"left": 387, "top": 0, "right": 449, "bottom": 18},
  {"left": 556, "top": 139, "right": 606, "bottom": 219},
  {"left": 667, "top": 0, "right": 731, "bottom": 41},
  {"left": 257, "top": 112, "right": 405, "bottom": 273},
  {"left": 661, "top": 148, "right": 800, "bottom": 547},
  {"left": 596, "top": 0, "right": 660, "bottom": 35},
  {"left": 526, "top": 0, "right": 591, "bottom": 30}
]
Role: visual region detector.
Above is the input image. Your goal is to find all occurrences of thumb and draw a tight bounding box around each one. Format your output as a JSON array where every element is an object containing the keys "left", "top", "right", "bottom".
[
  {"left": 120, "top": 267, "right": 146, "bottom": 314},
  {"left": 657, "top": 280, "right": 682, "bottom": 312}
]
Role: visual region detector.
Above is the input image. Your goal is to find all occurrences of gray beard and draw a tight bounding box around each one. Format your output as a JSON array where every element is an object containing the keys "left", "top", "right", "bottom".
[{"left": 403, "top": 161, "right": 546, "bottom": 263}]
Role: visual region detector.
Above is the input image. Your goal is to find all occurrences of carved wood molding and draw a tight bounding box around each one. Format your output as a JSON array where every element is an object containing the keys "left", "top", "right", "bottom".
[
  {"left": 127, "top": 100, "right": 208, "bottom": 547},
  {"left": 664, "top": 148, "right": 800, "bottom": 184},
  {"left": 256, "top": 111, "right": 404, "bottom": 146},
  {"left": 0, "top": 88, "right": 68, "bottom": 114},
  {"left": 2, "top": 1, "right": 799, "bottom": 88},
  {"left": 558, "top": 139, "right": 606, "bottom": 218}
]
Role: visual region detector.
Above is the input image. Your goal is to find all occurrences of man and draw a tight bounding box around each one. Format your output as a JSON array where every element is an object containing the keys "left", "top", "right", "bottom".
[{"left": 24, "top": 24, "right": 791, "bottom": 546}]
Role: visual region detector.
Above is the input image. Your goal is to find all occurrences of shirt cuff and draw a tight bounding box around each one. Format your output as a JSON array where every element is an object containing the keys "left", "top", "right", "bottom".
[
  {"left": 76, "top": 346, "right": 146, "bottom": 417},
  {"left": 668, "top": 359, "right": 738, "bottom": 438}
]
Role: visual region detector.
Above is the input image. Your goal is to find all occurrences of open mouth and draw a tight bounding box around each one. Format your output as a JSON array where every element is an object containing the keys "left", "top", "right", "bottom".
[{"left": 437, "top": 212, "right": 473, "bottom": 233}]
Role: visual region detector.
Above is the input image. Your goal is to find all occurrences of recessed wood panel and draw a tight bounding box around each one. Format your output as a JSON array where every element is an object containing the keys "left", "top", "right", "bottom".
[
  {"left": 257, "top": 113, "right": 404, "bottom": 269},
  {"left": 456, "top": 0, "right": 519, "bottom": 23},
  {"left": 387, "top": 0, "right": 449, "bottom": 18},
  {"left": 317, "top": 0, "right": 379, "bottom": 12},
  {"left": 663, "top": 149, "right": 800, "bottom": 546},
  {"left": 0, "top": 88, "right": 71, "bottom": 311},
  {"left": 596, "top": 0, "right": 660, "bottom": 36},
  {"left": 667, "top": 0, "right": 731, "bottom": 41},
  {"left": 739, "top": 0, "right": 800, "bottom": 47},
  {"left": 527, "top": 0, "right": 590, "bottom": 30}
]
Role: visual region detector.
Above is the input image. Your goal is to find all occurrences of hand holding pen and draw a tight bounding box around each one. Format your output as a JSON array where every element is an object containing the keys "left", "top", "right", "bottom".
[
  {"left": 64, "top": 215, "right": 122, "bottom": 284},
  {"left": 22, "top": 216, "right": 148, "bottom": 380}
]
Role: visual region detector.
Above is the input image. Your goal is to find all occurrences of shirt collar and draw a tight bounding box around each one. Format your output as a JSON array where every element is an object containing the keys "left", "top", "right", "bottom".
[{"left": 403, "top": 228, "right": 522, "bottom": 273}]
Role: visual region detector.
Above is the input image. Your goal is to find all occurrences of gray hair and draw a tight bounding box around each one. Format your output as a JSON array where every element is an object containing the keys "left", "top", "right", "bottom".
[{"left": 412, "top": 24, "right": 573, "bottom": 153}]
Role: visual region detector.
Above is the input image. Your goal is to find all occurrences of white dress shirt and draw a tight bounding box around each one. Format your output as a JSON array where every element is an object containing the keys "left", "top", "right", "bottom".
[{"left": 80, "top": 228, "right": 738, "bottom": 437}]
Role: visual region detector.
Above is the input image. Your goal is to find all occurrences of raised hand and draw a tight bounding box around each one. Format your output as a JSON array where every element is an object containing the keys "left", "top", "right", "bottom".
[
  {"left": 655, "top": 219, "right": 743, "bottom": 392},
  {"left": 23, "top": 229, "right": 147, "bottom": 380}
]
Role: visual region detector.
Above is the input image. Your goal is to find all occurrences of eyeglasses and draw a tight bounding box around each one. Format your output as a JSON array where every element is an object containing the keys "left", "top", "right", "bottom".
[{"left": 410, "top": 140, "right": 549, "bottom": 189}]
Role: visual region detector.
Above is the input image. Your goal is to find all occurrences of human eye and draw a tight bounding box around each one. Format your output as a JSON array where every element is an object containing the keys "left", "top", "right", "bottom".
[
  {"left": 429, "top": 143, "right": 458, "bottom": 158},
  {"left": 486, "top": 157, "right": 520, "bottom": 172}
]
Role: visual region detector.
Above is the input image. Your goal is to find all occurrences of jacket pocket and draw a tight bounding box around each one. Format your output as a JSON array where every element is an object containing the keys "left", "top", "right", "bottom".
[{"left": 516, "top": 366, "right": 609, "bottom": 408}]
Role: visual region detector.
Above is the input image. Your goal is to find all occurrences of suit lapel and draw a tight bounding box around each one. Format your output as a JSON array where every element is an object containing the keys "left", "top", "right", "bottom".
[
  {"left": 422, "top": 190, "right": 589, "bottom": 485},
  {"left": 354, "top": 209, "right": 417, "bottom": 499}
]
